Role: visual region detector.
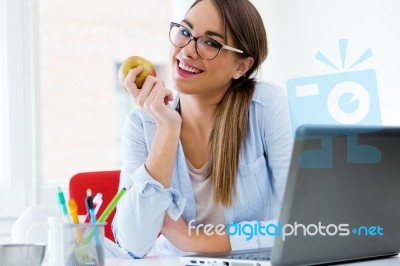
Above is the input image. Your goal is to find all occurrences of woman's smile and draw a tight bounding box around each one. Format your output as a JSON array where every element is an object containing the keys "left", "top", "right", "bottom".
[{"left": 176, "top": 59, "right": 204, "bottom": 78}]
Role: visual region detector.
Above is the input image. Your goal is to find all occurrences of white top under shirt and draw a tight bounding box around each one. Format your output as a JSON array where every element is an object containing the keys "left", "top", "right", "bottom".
[{"left": 185, "top": 159, "right": 226, "bottom": 226}]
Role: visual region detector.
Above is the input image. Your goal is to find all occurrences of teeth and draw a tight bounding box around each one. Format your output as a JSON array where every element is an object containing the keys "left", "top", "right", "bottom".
[{"left": 179, "top": 61, "right": 201, "bottom": 74}]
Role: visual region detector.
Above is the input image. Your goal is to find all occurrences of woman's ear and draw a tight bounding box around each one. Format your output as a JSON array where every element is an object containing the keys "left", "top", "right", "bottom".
[{"left": 233, "top": 56, "right": 254, "bottom": 79}]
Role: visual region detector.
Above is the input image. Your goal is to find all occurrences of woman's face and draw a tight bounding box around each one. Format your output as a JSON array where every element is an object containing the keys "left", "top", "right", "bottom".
[{"left": 170, "top": 0, "right": 240, "bottom": 97}]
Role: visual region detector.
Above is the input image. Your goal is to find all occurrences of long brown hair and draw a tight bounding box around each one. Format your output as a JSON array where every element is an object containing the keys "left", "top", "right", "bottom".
[{"left": 188, "top": 0, "right": 268, "bottom": 207}]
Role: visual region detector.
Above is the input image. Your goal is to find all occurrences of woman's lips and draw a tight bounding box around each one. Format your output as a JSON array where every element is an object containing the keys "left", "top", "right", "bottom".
[{"left": 176, "top": 60, "right": 203, "bottom": 78}]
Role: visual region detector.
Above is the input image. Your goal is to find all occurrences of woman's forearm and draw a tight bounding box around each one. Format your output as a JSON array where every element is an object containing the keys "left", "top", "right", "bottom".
[
  {"left": 161, "top": 215, "right": 231, "bottom": 253},
  {"left": 187, "top": 228, "right": 231, "bottom": 253},
  {"left": 145, "top": 125, "right": 181, "bottom": 188}
]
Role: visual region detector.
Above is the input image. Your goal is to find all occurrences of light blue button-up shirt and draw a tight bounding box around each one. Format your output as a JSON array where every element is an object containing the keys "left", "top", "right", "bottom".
[{"left": 112, "top": 81, "right": 293, "bottom": 258}]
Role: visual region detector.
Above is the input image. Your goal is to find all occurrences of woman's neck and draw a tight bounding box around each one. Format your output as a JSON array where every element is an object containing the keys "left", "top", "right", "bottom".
[
  {"left": 179, "top": 94, "right": 222, "bottom": 168},
  {"left": 179, "top": 94, "right": 220, "bottom": 135}
]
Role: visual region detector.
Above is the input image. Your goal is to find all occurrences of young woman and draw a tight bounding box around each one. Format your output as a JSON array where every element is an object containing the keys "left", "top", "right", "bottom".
[{"left": 113, "top": 0, "right": 293, "bottom": 259}]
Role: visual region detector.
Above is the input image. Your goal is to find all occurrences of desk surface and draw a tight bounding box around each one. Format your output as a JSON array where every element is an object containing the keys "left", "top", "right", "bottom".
[{"left": 106, "top": 254, "right": 400, "bottom": 266}]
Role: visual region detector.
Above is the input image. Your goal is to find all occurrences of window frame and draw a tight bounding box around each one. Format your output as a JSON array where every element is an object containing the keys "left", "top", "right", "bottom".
[{"left": 0, "top": 0, "right": 40, "bottom": 218}]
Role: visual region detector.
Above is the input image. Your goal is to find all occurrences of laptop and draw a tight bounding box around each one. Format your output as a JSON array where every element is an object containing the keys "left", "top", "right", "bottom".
[{"left": 180, "top": 125, "right": 400, "bottom": 266}]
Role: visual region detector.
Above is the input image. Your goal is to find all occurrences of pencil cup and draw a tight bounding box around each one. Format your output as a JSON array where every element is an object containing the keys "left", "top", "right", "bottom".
[{"left": 62, "top": 223, "right": 105, "bottom": 266}]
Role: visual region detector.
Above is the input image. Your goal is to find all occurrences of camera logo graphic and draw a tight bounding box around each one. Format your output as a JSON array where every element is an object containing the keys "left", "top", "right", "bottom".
[
  {"left": 286, "top": 39, "right": 382, "bottom": 168},
  {"left": 287, "top": 39, "right": 381, "bottom": 131}
]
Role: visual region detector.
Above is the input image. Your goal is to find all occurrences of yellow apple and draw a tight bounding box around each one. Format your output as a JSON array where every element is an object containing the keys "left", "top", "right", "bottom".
[{"left": 119, "top": 56, "right": 157, "bottom": 89}]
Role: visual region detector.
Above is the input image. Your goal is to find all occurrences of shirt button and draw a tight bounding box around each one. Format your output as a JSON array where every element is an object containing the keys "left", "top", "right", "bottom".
[{"left": 176, "top": 200, "right": 181, "bottom": 206}]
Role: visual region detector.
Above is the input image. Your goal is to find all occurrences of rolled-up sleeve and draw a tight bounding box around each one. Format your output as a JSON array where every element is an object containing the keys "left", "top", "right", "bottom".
[{"left": 112, "top": 111, "right": 186, "bottom": 258}]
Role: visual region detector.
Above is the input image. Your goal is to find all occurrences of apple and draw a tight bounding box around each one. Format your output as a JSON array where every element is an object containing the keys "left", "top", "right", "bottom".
[{"left": 119, "top": 56, "right": 157, "bottom": 89}]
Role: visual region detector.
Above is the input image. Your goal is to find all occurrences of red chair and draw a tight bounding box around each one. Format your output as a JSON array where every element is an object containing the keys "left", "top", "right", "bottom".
[{"left": 69, "top": 170, "right": 120, "bottom": 242}]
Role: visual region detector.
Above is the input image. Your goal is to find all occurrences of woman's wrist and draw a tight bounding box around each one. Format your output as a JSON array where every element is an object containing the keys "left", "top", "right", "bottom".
[
  {"left": 157, "top": 122, "right": 181, "bottom": 137},
  {"left": 156, "top": 110, "right": 182, "bottom": 131}
]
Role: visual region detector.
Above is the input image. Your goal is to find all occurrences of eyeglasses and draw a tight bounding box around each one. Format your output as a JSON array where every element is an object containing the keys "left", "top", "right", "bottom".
[{"left": 169, "top": 22, "right": 244, "bottom": 60}]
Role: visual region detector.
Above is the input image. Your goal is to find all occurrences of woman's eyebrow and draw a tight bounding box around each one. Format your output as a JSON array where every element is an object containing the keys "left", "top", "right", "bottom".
[
  {"left": 181, "top": 19, "right": 194, "bottom": 29},
  {"left": 181, "top": 19, "right": 224, "bottom": 40}
]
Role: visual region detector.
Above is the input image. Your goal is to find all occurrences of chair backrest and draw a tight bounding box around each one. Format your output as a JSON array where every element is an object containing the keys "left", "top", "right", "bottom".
[{"left": 69, "top": 170, "right": 120, "bottom": 242}]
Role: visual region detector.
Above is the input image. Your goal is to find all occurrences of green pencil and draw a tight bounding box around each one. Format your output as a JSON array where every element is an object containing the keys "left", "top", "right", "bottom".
[
  {"left": 81, "top": 188, "right": 127, "bottom": 245},
  {"left": 98, "top": 187, "right": 126, "bottom": 223}
]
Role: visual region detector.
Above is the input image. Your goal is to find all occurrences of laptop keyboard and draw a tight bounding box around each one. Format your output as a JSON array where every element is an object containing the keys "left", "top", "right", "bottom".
[{"left": 226, "top": 249, "right": 271, "bottom": 261}]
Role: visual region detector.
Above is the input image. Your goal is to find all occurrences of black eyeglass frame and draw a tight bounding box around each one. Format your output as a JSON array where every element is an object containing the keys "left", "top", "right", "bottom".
[{"left": 169, "top": 22, "right": 244, "bottom": 60}]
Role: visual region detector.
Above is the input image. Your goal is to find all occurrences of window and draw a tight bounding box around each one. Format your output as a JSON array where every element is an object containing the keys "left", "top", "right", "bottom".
[
  {"left": 0, "top": 0, "right": 6, "bottom": 188},
  {"left": 0, "top": 0, "right": 37, "bottom": 217},
  {"left": 1, "top": 0, "right": 174, "bottom": 217},
  {"left": 38, "top": 0, "right": 172, "bottom": 183}
]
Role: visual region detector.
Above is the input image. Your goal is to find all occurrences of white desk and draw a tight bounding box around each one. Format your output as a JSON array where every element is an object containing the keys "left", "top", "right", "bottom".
[{"left": 106, "top": 254, "right": 400, "bottom": 266}]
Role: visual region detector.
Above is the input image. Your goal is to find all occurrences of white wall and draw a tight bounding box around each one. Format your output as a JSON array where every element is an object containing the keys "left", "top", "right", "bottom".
[
  {"left": 173, "top": 0, "right": 400, "bottom": 126},
  {"left": 171, "top": 0, "right": 192, "bottom": 21},
  {"left": 260, "top": 0, "right": 400, "bottom": 127}
]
